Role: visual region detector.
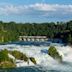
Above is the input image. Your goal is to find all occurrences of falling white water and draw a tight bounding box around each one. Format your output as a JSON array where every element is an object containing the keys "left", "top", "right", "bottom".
[{"left": 0, "top": 43, "right": 72, "bottom": 72}]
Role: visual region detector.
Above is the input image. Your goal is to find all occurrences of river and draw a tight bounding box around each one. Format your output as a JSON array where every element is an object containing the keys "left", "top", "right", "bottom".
[{"left": 0, "top": 41, "right": 72, "bottom": 72}]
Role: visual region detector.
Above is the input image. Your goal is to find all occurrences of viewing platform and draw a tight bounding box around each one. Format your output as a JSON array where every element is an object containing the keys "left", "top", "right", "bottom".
[{"left": 19, "top": 36, "right": 48, "bottom": 42}]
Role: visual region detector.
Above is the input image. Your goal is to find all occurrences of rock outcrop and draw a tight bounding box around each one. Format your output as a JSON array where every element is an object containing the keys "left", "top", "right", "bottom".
[
  {"left": 0, "top": 49, "right": 37, "bottom": 68},
  {"left": 9, "top": 50, "right": 28, "bottom": 62},
  {"left": 0, "top": 49, "right": 16, "bottom": 68},
  {"left": 48, "top": 46, "right": 62, "bottom": 62},
  {"left": 29, "top": 57, "right": 37, "bottom": 64}
]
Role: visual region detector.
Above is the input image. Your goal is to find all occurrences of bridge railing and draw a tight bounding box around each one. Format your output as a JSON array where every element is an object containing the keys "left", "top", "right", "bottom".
[{"left": 19, "top": 36, "right": 48, "bottom": 42}]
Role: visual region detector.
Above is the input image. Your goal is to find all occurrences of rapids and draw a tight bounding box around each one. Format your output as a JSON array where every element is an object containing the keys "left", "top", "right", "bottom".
[{"left": 0, "top": 41, "right": 72, "bottom": 72}]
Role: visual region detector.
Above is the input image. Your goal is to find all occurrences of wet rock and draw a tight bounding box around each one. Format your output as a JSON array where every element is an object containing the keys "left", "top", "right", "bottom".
[
  {"left": 48, "top": 46, "right": 62, "bottom": 62},
  {"left": 29, "top": 57, "right": 37, "bottom": 64}
]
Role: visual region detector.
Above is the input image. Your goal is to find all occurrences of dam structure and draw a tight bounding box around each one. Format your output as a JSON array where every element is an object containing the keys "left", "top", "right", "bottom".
[{"left": 19, "top": 36, "right": 48, "bottom": 42}]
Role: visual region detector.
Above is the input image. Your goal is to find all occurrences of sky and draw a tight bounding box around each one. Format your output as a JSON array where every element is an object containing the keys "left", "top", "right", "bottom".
[{"left": 0, "top": 0, "right": 72, "bottom": 23}]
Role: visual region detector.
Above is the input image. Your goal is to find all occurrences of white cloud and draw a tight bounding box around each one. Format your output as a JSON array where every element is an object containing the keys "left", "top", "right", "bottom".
[
  {"left": 0, "top": 4, "right": 28, "bottom": 15},
  {"left": 29, "top": 3, "right": 72, "bottom": 13},
  {"left": 29, "top": 3, "right": 56, "bottom": 11},
  {"left": 0, "top": 3, "right": 72, "bottom": 15}
]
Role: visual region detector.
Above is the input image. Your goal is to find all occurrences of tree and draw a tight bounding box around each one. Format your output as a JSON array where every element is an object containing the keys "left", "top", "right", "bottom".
[{"left": 67, "top": 34, "right": 72, "bottom": 44}]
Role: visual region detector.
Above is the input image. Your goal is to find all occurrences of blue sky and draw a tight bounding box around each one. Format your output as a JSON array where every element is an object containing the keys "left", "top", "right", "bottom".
[{"left": 0, "top": 0, "right": 72, "bottom": 23}]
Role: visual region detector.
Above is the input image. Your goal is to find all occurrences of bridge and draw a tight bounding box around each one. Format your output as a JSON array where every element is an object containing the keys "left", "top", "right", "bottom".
[{"left": 19, "top": 36, "right": 48, "bottom": 42}]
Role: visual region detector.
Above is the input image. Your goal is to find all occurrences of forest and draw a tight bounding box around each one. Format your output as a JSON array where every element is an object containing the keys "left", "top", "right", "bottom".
[{"left": 0, "top": 20, "right": 72, "bottom": 44}]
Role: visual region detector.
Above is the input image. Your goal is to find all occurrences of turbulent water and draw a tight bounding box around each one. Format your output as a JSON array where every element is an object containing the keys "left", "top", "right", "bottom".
[{"left": 0, "top": 41, "right": 72, "bottom": 72}]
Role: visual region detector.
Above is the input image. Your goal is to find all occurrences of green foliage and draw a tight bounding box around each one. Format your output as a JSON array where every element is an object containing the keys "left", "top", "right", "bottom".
[
  {"left": 0, "top": 49, "right": 16, "bottom": 68},
  {"left": 9, "top": 50, "right": 28, "bottom": 62},
  {"left": 48, "top": 46, "right": 62, "bottom": 62},
  {"left": 66, "top": 34, "right": 72, "bottom": 44},
  {"left": 0, "top": 20, "right": 72, "bottom": 44},
  {"left": 0, "top": 49, "right": 9, "bottom": 62},
  {"left": 29, "top": 57, "right": 36, "bottom": 64}
]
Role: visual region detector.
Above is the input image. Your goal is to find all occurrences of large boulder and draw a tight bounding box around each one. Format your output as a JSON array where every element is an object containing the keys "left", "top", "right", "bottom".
[
  {"left": 0, "top": 61, "right": 16, "bottom": 68},
  {"left": 48, "top": 46, "right": 62, "bottom": 62},
  {"left": 9, "top": 50, "right": 28, "bottom": 62},
  {"left": 29, "top": 57, "right": 37, "bottom": 64}
]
